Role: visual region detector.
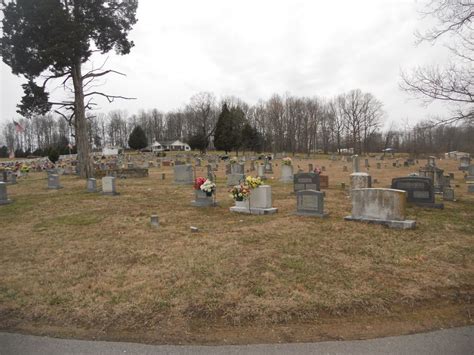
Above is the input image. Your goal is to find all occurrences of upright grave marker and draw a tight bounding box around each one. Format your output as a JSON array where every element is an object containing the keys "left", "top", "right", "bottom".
[
  {"left": 0, "top": 182, "right": 12, "bottom": 205},
  {"left": 391, "top": 176, "right": 443, "bottom": 208},
  {"left": 47, "top": 174, "right": 62, "bottom": 189},
  {"left": 102, "top": 176, "right": 119, "bottom": 195},
  {"left": 295, "top": 190, "right": 328, "bottom": 217},
  {"left": 293, "top": 173, "right": 320, "bottom": 194},
  {"left": 174, "top": 164, "right": 194, "bottom": 185},
  {"left": 344, "top": 188, "right": 416, "bottom": 229}
]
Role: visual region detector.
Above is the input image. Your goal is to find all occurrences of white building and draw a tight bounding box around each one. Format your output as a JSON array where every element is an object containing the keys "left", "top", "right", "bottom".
[{"left": 152, "top": 140, "right": 191, "bottom": 152}]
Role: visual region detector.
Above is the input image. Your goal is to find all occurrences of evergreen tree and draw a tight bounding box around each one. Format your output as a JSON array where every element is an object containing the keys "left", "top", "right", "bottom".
[
  {"left": 0, "top": 146, "right": 8, "bottom": 158},
  {"left": 213, "top": 103, "right": 233, "bottom": 153},
  {"left": 188, "top": 132, "right": 208, "bottom": 153},
  {"left": 128, "top": 125, "right": 148, "bottom": 150}
]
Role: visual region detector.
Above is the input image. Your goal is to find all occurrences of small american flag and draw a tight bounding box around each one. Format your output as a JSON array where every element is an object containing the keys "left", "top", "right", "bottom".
[{"left": 13, "top": 120, "right": 24, "bottom": 133}]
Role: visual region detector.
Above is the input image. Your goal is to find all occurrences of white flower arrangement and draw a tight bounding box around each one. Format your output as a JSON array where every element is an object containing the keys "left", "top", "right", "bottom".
[{"left": 200, "top": 179, "right": 216, "bottom": 194}]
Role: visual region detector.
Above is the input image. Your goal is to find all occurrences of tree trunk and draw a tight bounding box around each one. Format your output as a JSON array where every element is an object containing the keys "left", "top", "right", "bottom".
[{"left": 72, "top": 60, "right": 93, "bottom": 178}]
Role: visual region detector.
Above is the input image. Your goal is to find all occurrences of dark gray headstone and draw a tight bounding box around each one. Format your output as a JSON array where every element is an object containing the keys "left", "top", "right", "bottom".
[
  {"left": 0, "top": 182, "right": 12, "bottom": 205},
  {"left": 391, "top": 176, "right": 443, "bottom": 208},
  {"left": 294, "top": 173, "right": 320, "bottom": 194}
]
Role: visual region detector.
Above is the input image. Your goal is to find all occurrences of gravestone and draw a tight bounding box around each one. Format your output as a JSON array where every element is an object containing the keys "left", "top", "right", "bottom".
[
  {"left": 225, "top": 164, "right": 232, "bottom": 175},
  {"left": 295, "top": 190, "right": 328, "bottom": 217},
  {"left": 7, "top": 173, "right": 17, "bottom": 185},
  {"left": 230, "top": 185, "right": 277, "bottom": 215},
  {"left": 86, "top": 178, "right": 98, "bottom": 193},
  {"left": 308, "top": 163, "right": 313, "bottom": 172},
  {"left": 257, "top": 165, "right": 266, "bottom": 180},
  {"left": 280, "top": 164, "right": 294, "bottom": 183},
  {"left": 344, "top": 188, "right": 416, "bottom": 229},
  {"left": 443, "top": 188, "right": 455, "bottom": 201},
  {"left": 466, "top": 165, "right": 474, "bottom": 182},
  {"left": 250, "top": 161, "right": 256, "bottom": 171},
  {"left": 0, "top": 182, "right": 12, "bottom": 205},
  {"left": 195, "top": 158, "right": 202, "bottom": 167},
  {"left": 350, "top": 172, "right": 371, "bottom": 190},
  {"left": 319, "top": 175, "right": 329, "bottom": 189},
  {"left": 293, "top": 173, "right": 320, "bottom": 194},
  {"left": 343, "top": 165, "right": 348, "bottom": 172},
  {"left": 192, "top": 190, "right": 216, "bottom": 207},
  {"left": 227, "top": 173, "right": 245, "bottom": 187},
  {"left": 264, "top": 161, "right": 273, "bottom": 174},
  {"left": 231, "top": 163, "right": 245, "bottom": 175},
  {"left": 391, "top": 176, "right": 443, "bottom": 208},
  {"left": 102, "top": 176, "right": 118, "bottom": 195},
  {"left": 321, "top": 166, "right": 326, "bottom": 172},
  {"left": 364, "top": 159, "right": 369, "bottom": 168},
  {"left": 459, "top": 156, "right": 470, "bottom": 171},
  {"left": 376, "top": 162, "right": 381, "bottom": 169},
  {"left": 174, "top": 164, "right": 194, "bottom": 185},
  {"left": 352, "top": 155, "right": 360, "bottom": 172},
  {"left": 47, "top": 174, "right": 62, "bottom": 189},
  {"left": 1, "top": 171, "right": 7, "bottom": 183}
]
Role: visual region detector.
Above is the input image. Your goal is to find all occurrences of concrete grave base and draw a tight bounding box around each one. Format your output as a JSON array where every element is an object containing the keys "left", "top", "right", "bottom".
[
  {"left": 191, "top": 199, "right": 217, "bottom": 207},
  {"left": 294, "top": 211, "right": 328, "bottom": 218},
  {"left": 412, "top": 202, "right": 444, "bottom": 209},
  {"left": 344, "top": 216, "right": 416, "bottom": 230},
  {"left": 229, "top": 206, "right": 278, "bottom": 215}
]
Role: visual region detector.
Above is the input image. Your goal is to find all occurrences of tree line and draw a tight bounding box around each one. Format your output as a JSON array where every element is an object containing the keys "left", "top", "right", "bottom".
[{"left": 2, "top": 89, "right": 473, "bottom": 158}]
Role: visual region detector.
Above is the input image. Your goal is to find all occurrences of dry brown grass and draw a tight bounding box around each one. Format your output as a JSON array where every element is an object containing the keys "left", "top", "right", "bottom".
[{"left": 0, "top": 155, "right": 473, "bottom": 343}]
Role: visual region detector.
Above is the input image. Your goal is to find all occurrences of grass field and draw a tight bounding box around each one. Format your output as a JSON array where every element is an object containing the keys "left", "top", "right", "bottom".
[{"left": 0, "top": 155, "right": 473, "bottom": 344}]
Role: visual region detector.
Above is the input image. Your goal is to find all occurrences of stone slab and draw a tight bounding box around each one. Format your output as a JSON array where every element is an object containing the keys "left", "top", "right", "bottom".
[
  {"left": 344, "top": 216, "right": 416, "bottom": 230},
  {"left": 229, "top": 206, "right": 278, "bottom": 215}
]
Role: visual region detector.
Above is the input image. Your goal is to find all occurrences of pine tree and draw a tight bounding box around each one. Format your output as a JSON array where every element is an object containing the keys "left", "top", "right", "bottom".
[
  {"left": 214, "top": 103, "right": 234, "bottom": 153},
  {"left": 128, "top": 126, "right": 148, "bottom": 150}
]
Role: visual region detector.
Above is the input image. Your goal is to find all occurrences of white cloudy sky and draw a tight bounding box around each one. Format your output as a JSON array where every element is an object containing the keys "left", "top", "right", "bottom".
[{"left": 0, "top": 0, "right": 452, "bottom": 128}]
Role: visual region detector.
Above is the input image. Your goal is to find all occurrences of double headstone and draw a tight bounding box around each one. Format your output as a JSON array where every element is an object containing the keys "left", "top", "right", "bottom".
[
  {"left": 459, "top": 156, "right": 471, "bottom": 171},
  {"left": 293, "top": 173, "right": 320, "bottom": 194},
  {"left": 174, "top": 164, "right": 194, "bottom": 185},
  {"left": 344, "top": 188, "right": 416, "bottom": 229},
  {"left": 391, "top": 176, "right": 443, "bottom": 208},
  {"left": 230, "top": 185, "right": 278, "bottom": 215},
  {"left": 350, "top": 172, "right": 371, "bottom": 190},
  {"left": 295, "top": 190, "right": 328, "bottom": 217}
]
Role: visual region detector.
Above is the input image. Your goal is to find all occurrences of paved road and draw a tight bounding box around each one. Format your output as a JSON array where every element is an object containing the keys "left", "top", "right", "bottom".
[{"left": 1, "top": 326, "right": 473, "bottom": 355}]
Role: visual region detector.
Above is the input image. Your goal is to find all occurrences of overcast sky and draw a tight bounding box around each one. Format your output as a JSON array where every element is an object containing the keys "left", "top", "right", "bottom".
[{"left": 0, "top": 0, "right": 452, "bottom": 129}]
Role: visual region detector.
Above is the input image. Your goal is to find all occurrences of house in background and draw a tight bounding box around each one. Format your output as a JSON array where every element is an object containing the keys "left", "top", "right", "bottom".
[{"left": 151, "top": 140, "right": 191, "bottom": 153}]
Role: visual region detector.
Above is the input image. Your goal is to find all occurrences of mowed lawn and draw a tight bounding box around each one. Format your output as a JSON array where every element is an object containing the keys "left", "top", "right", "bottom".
[{"left": 1, "top": 156, "right": 473, "bottom": 344}]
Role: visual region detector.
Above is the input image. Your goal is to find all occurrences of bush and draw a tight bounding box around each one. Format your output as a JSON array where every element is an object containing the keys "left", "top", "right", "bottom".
[{"left": 128, "top": 125, "right": 148, "bottom": 150}]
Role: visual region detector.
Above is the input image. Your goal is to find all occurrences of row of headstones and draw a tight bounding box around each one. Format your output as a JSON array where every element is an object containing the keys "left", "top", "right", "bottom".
[{"left": 45, "top": 174, "right": 120, "bottom": 195}]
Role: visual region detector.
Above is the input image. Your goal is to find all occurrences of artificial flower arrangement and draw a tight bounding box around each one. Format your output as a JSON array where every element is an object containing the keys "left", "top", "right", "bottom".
[
  {"left": 20, "top": 165, "right": 29, "bottom": 173},
  {"left": 282, "top": 157, "right": 292, "bottom": 166},
  {"left": 229, "top": 184, "right": 251, "bottom": 201},
  {"left": 194, "top": 177, "right": 216, "bottom": 196},
  {"left": 229, "top": 157, "right": 238, "bottom": 164},
  {"left": 245, "top": 176, "right": 263, "bottom": 189}
]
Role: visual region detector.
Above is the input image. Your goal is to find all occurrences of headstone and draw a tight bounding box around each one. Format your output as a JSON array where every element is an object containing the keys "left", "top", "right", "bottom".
[
  {"left": 225, "top": 164, "right": 232, "bottom": 175},
  {"left": 230, "top": 185, "right": 278, "bottom": 215},
  {"left": 161, "top": 173, "right": 166, "bottom": 180},
  {"left": 319, "top": 175, "right": 329, "bottom": 189},
  {"left": 280, "top": 164, "right": 294, "bottom": 183},
  {"left": 174, "top": 164, "right": 194, "bottom": 185},
  {"left": 102, "top": 176, "right": 118, "bottom": 195},
  {"left": 293, "top": 173, "right": 320, "bottom": 194},
  {"left": 250, "top": 161, "right": 256, "bottom": 171},
  {"left": 192, "top": 189, "right": 216, "bottom": 207},
  {"left": 0, "top": 182, "right": 12, "bottom": 205},
  {"left": 227, "top": 173, "right": 245, "bottom": 187},
  {"left": 459, "top": 156, "right": 471, "bottom": 171},
  {"left": 195, "top": 158, "right": 202, "bottom": 167},
  {"left": 344, "top": 188, "right": 416, "bottom": 229},
  {"left": 231, "top": 163, "right": 245, "bottom": 175},
  {"left": 443, "top": 188, "right": 455, "bottom": 201},
  {"left": 350, "top": 172, "right": 371, "bottom": 190},
  {"left": 391, "top": 176, "right": 443, "bottom": 208},
  {"left": 150, "top": 215, "right": 159, "bottom": 228},
  {"left": 206, "top": 165, "right": 214, "bottom": 182},
  {"left": 257, "top": 165, "right": 266, "bottom": 180},
  {"left": 343, "top": 165, "right": 348, "bottom": 172},
  {"left": 364, "top": 159, "right": 369, "bottom": 168},
  {"left": 295, "top": 190, "right": 328, "bottom": 217},
  {"left": 352, "top": 155, "right": 360, "bottom": 172},
  {"left": 47, "top": 174, "right": 62, "bottom": 189},
  {"left": 86, "top": 178, "right": 98, "bottom": 192},
  {"left": 321, "top": 166, "right": 326, "bottom": 172},
  {"left": 428, "top": 156, "right": 437, "bottom": 168},
  {"left": 308, "top": 163, "right": 313, "bottom": 172},
  {"left": 376, "top": 162, "right": 381, "bottom": 169},
  {"left": 264, "top": 161, "right": 273, "bottom": 174}
]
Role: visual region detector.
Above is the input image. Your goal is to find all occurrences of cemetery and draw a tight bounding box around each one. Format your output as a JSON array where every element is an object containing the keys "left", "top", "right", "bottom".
[{"left": 0, "top": 152, "right": 473, "bottom": 344}]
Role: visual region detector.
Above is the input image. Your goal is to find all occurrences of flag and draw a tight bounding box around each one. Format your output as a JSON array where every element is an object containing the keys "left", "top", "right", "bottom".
[{"left": 13, "top": 120, "right": 24, "bottom": 133}]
